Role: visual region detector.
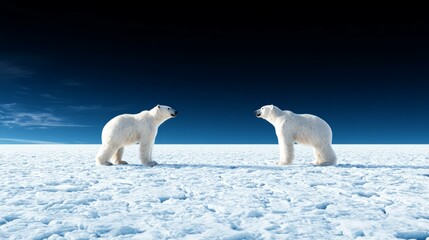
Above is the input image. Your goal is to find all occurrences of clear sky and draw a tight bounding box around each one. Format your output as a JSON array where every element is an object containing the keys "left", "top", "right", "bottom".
[{"left": 0, "top": 5, "right": 428, "bottom": 144}]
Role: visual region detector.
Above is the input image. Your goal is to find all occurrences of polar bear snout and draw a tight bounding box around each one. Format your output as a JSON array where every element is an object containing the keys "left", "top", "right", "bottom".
[
  {"left": 171, "top": 110, "right": 178, "bottom": 117},
  {"left": 255, "top": 109, "right": 262, "bottom": 117}
]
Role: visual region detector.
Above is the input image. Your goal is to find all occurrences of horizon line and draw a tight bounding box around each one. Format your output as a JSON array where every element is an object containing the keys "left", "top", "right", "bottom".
[{"left": 0, "top": 143, "right": 428, "bottom": 145}]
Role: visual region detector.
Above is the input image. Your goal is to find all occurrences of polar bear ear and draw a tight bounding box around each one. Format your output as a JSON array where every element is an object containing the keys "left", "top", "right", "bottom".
[{"left": 157, "top": 104, "right": 160, "bottom": 109}]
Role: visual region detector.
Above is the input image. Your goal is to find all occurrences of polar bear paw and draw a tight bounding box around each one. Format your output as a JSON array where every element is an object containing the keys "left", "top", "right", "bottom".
[
  {"left": 97, "top": 161, "right": 113, "bottom": 166},
  {"left": 277, "top": 161, "right": 292, "bottom": 166},
  {"left": 144, "top": 161, "right": 158, "bottom": 167},
  {"left": 115, "top": 160, "right": 128, "bottom": 165},
  {"left": 311, "top": 161, "right": 336, "bottom": 166}
]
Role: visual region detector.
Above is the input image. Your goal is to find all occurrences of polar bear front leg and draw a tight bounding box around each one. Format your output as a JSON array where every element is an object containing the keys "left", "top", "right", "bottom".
[
  {"left": 113, "top": 147, "right": 128, "bottom": 165},
  {"left": 277, "top": 139, "right": 294, "bottom": 165},
  {"left": 139, "top": 141, "right": 158, "bottom": 167}
]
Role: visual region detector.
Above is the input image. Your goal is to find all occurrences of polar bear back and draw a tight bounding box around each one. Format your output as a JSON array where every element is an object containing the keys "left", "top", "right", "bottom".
[
  {"left": 283, "top": 112, "right": 333, "bottom": 146},
  {"left": 101, "top": 111, "right": 154, "bottom": 146}
]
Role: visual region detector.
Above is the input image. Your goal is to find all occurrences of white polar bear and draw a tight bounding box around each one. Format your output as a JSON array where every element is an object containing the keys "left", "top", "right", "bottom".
[
  {"left": 255, "top": 105, "right": 337, "bottom": 166},
  {"left": 95, "top": 105, "right": 177, "bottom": 166}
]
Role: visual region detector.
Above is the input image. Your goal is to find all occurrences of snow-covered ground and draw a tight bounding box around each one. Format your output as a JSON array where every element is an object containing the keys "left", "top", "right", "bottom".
[{"left": 0, "top": 144, "right": 428, "bottom": 239}]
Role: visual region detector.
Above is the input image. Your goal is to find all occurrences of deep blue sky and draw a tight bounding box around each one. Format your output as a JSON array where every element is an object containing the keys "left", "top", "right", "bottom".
[{"left": 0, "top": 5, "right": 428, "bottom": 144}]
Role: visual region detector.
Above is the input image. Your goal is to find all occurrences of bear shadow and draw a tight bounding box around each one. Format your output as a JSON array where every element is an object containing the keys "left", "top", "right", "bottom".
[
  {"left": 337, "top": 164, "right": 429, "bottom": 170},
  {"left": 160, "top": 163, "right": 289, "bottom": 171},
  {"left": 118, "top": 163, "right": 429, "bottom": 170},
  {"left": 122, "top": 163, "right": 293, "bottom": 171}
]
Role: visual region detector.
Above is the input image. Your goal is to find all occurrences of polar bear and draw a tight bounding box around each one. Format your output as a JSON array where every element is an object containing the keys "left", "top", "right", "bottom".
[
  {"left": 255, "top": 105, "right": 337, "bottom": 166},
  {"left": 95, "top": 105, "right": 177, "bottom": 166}
]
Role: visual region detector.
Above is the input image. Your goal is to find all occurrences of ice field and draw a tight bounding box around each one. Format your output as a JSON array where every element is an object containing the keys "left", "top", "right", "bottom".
[{"left": 0, "top": 144, "right": 428, "bottom": 239}]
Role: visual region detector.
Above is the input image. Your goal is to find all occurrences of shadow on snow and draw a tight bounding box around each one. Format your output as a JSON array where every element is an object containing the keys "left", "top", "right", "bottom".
[
  {"left": 119, "top": 163, "right": 429, "bottom": 171},
  {"left": 124, "top": 163, "right": 289, "bottom": 171},
  {"left": 337, "top": 164, "right": 429, "bottom": 170}
]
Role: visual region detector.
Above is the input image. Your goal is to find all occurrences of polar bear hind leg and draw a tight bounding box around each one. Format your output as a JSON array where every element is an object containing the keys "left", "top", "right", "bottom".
[
  {"left": 113, "top": 147, "right": 128, "bottom": 165},
  {"left": 312, "top": 145, "right": 337, "bottom": 166},
  {"left": 95, "top": 144, "right": 118, "bottom": 166}
]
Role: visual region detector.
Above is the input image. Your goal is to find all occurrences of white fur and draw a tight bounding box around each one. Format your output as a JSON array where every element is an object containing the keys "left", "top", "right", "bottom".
[
  {"left": 96, "top": 105, "right": 177, "bottom": 166},
  {"left": 256, "top": 105, "right": 337, "bottom": 166}
]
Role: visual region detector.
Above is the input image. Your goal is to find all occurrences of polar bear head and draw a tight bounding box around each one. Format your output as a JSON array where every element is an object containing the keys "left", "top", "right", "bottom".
[
  {"left": 152, "top": 104, "right": 178, "bottom": 121},
  {"left": 255, "top": 105, "right": 282, "bottom": 123},
  {"left": 149, "top": 104, "right": 177, "bottom": 124},
  {"left": 255, "top": 105, "right": 275, "bottom": 119}
]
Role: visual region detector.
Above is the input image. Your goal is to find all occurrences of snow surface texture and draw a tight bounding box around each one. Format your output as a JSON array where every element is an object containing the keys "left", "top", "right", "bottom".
[{"left": 1, "top": 144, "right": 428, "bottom": 239}]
